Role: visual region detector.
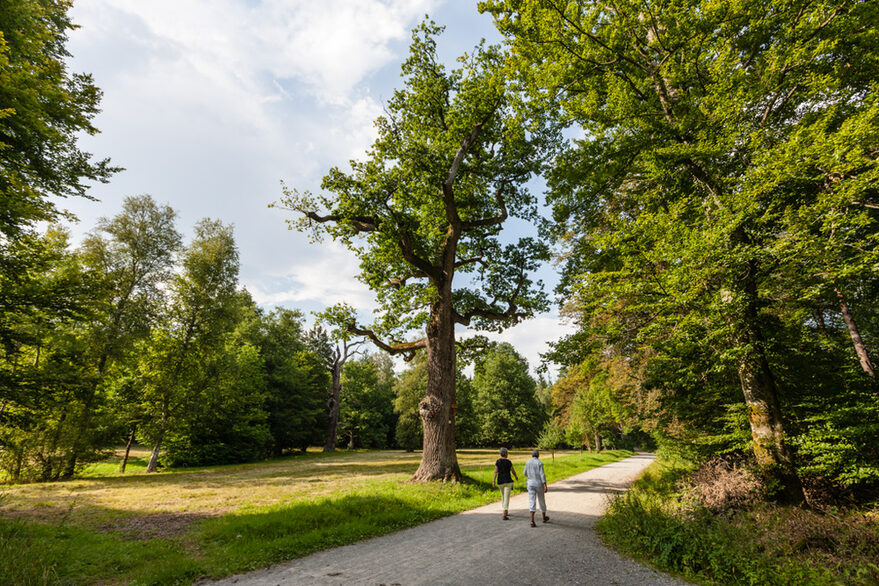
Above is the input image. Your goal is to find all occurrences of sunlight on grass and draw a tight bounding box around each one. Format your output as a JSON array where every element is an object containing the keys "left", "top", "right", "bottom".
[{"left": 0, "top": 448, "right": 632, "bottom": 583}]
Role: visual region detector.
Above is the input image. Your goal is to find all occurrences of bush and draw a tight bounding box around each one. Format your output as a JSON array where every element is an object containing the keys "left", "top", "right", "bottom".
[
  {"left": 681, "top": 457, "right": 764, "bottom": 513},
  {"left": 598, "top": 456, "right": 879, "bottom": 585}
]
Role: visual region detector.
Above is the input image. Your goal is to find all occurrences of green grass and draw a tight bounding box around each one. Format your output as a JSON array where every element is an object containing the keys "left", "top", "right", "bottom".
[
  {"left": 1, "top": 449, "right": 630, "bottom": 584},
  {"left": 597, "top": 456, "right": 879, "bottom": 585}
]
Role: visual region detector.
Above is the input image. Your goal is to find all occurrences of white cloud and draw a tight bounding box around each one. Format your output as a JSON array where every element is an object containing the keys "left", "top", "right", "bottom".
[
  {"left": 247, "top": 241, "right": 377, "bottom": 313},
  {"left": 481, "top": 314, "right": 577, "bottom": 376},
  {"left": 73, "top": 0, "right": 439, "bottom": 104}
]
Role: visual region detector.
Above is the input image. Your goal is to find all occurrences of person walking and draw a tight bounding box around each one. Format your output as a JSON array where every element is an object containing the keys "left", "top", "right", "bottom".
[
  {"left": 492, "top": 447, "right": 519, "bottom": 520},
  {"left": 523, "top": 449, "right": 549, "bottom": 527}
]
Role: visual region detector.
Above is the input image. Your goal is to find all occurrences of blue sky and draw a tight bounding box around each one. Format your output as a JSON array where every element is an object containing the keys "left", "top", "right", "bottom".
[{"left": 62, "top": 0, "right": 573, "bottom": 374}]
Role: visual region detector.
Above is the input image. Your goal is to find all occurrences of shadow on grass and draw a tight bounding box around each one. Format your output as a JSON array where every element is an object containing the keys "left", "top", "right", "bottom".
[
  {"left": 193, "top": 492, "right": 485, "bottom": 580},
  {"left": 0, "top": 452, "right": 637, "bottom": 584}
]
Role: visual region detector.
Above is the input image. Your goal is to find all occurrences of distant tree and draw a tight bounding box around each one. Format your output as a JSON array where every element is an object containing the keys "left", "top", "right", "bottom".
[
  {"left": 307, "top": 304, "right": 365, "bottom": 452},
  {"left": 452, "top": 373, "right": 479, "bottom": 448},
  {"left": 0, "top": 227, "right": 94, "bottom": 481},
  {"left": 61, "top": 195, "right": 181, "bottom": 476},
  {"left": 472, "top": 343, "right": 545, "bottom": 447},
  {"left": 163, "top": 302, "right": 272, "bottom": 467},
  {"left": 338, "top": 355, "right": 395, "bottom": 449},
  {"left": 537, "top": 421, "right": 565, "bottom": 462},
  {"left": 258, "top": 308, "right": 327, "bottom": 456},
  {"left": 279, "top": 22, "right": 554, "bottom": 480},
  {"left": 138, "top": 219, "right": 241, "bottom": 473}
]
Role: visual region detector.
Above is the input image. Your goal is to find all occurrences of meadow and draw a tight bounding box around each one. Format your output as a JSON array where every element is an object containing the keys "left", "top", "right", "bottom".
[{"left": 0, "top": 448, "right": 631, "bottom": 584}]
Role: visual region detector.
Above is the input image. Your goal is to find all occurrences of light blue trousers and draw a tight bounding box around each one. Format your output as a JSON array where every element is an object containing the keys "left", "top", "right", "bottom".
[{"left": 527, "top": 482, "right": 546, "bottom": 512}]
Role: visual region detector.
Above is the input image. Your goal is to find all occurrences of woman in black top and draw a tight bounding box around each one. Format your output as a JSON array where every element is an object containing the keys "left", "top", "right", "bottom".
[{"left": 492, "top": 447, "right": 519, "bottom": 520}]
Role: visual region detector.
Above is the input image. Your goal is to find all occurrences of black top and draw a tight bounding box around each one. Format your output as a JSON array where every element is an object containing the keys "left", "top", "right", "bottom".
[{"left": 496, "top": 458, "right": 514, "bottom": 484}]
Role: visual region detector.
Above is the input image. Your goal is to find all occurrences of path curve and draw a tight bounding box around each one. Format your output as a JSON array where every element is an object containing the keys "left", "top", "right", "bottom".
[{"left": 212, "top": 453, "right": 684, "bottom": 585}]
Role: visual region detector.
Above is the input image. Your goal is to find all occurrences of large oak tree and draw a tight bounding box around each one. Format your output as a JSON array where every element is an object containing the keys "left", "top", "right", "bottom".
[{"left": 279, "top": 22, "right": 554, "bottom": 481}]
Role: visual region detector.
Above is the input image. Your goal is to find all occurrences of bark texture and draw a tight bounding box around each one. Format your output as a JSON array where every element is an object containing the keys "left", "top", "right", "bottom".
[
  {"left": 411, "top": 291, "right": 462, "bottom": 482},
  {"left": 737, "top": 277, "right": 805, "bottom": 505},
  {"left": 836, "top": 288, "right": 876, "bottom": 378},
  {"left": 146, "top": 423, "right": 165, "bottom": 473},
  {"left": 120, "top": 427, "right": 136, "bottom": 473}
]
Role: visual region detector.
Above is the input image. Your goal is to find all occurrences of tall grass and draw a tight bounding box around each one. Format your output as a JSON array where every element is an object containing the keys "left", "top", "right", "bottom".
[{"left": 0, "top": 449, "right": 631, "bottom": 584}]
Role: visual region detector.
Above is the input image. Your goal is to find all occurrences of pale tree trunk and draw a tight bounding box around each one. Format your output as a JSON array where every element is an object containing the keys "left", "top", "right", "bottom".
[
  {"left": 411, "top": 291, "right": 461, "bottom": 482},
  {"left": 836, "top": 288, "right": 876, "bottom": 378},
  {"left": 146, "top": 436, "right": 163, "bottom": 473},
  {"left": 737, "top": 276, "right": 805, "bottom": 505},
  {"left": 594, "top": 432, "right": 602, "bottom": 452},
  {"left": 146, "top": 417, "right": 166, "bottom": 473},
  {"left": 324, "top": 361, "right": 342, "bottom": 452}
]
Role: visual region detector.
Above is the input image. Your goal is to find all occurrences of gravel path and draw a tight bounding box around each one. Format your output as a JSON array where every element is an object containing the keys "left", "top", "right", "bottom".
[{"left": 213, "top": 453, "right": 685, "bottom": 585}]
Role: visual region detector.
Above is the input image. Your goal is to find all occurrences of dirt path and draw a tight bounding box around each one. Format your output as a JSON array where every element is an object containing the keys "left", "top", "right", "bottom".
[{"left": 213, "top": 453, "right": 684, "bottom": 585}]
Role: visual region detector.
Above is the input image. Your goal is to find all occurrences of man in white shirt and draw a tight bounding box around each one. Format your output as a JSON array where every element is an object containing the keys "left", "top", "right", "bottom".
[{"left": 523, "top": 449, "right": 549, "bottom": 527}]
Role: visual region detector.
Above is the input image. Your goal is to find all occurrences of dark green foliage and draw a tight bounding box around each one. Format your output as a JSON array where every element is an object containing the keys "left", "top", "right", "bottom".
[
  {"left": 338, "top": 355, "right": 396, "bottom": 449},
  {"left": 393, "top": 353, "right": 426, "bottom": 451},
  {"left": 0, "top": 1, "right": 117, "bottom": 478},
  {"left": 453, "top": 374, "right": 480, "bottom": 448},
  {"left": 0, "top": 0, "right": 116, "bottom": 239},
  {"left": 471, "top": 343, "right": 545, "bottom": 446},
  {"left": 163, "top": 331, "right": 272, "bottom": 467},
  {"left": 257, "top": 309, "right": 328, "bottom": 455}
]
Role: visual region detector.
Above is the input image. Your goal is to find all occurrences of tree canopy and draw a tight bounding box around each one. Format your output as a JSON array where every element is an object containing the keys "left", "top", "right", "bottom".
[{"left": 485, "top": 0, "right": 879, "bottom": 501}]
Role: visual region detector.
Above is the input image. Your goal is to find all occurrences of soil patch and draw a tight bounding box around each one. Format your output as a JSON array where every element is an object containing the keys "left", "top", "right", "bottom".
[{"left": 99, "top": 511, "right": 214, "bottom": 540}]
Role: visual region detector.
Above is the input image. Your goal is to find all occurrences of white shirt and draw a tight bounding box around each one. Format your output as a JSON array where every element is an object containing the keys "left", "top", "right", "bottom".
[{"left": 523, "top": 457, "right": 546, "bottom": 486}]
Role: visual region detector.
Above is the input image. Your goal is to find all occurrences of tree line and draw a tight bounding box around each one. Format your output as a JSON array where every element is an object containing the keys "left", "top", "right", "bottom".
[
  {"left": 0, "top": 194, "right": 554, "bottom": 482},
  {"left": 481, "top": 0, "right": 879, "bottom": 503}
]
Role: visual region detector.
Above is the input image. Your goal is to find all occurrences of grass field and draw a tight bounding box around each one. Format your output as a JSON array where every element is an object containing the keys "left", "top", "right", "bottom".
[{"left": 0, "top": 447, "right": 631, "bottom": 584}]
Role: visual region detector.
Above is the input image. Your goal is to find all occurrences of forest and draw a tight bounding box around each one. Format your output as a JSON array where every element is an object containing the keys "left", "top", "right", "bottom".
[{"left": 2, "top": 0, "right": 877, "bottom": 520}]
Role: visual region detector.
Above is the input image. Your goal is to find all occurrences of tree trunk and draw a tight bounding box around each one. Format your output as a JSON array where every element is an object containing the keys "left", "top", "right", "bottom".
[
  {"left": 411, "top": 292, "right": 462, "bottom": 482},
  {"left": 814, "top": 308, "right": 828, "bottom": 335},
  {"left": 836, "top": 288, "right": 876, "bottom": 378},
  {"left": 323, "top": 362, "right": 342, "bottom": 451},
  {"left": 13, "top": 447, "right": 23, "bottom": 481},
  {"left": 737, "top": 274, "right": 805, "bottom": 505},
  {"left": 594, "top": 432, "right": 602, "bottom": 452},
  {"left": 120, "top": 427, "right": 136, "bottom": 473},
  {"left": 146, "top": 426, "right": 165, "bottom": 473}
]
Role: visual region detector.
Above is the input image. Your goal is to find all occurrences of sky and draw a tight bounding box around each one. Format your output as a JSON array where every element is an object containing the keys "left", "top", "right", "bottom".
[{"left": 62, "top": 0, "right": 575, "bottom": 375}]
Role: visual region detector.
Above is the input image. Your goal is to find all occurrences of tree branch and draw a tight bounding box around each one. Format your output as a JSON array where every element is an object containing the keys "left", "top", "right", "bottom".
[
  {"left": 441, "top": 100, "right": 503, "bottom": 229},
  {"left": 300, "top": 210, "right": 381, "bottom": 233},
  {"left": 453, "top": 271, "right": 528, "bottom": 326},
  {"left": 347, "top": 324, "right": 427, "bottom": 360},
  {"left": 454, "top": 256, "right": 489, "bottom": 270},
  {"left": 461, "top": 188, "right": 508, "bottom": 230},
  {"left": 398, "top": 228, "right": 442, "bottom": 281}
]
